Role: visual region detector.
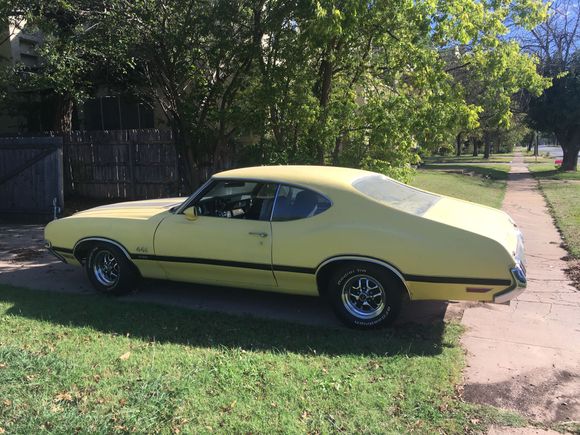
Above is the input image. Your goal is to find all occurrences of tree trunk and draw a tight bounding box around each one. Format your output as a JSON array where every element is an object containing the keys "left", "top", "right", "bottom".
[
  {"left": 456, "top": 132, "right": 462, "bottom": 157},
  {"left": 473, "top": 139, "right": 479, "bottom": 157},
  {"left": 172, "top": 124, "right": 197, "bottom": 193},
  {"left": 332, "top": 133, "right": 344, "bottom": 165},
  {"left": 556, "top": 129, "right": 580, "bottom": 171},
  {"left": 527, "top": 134, "right": 534, "bottom": 152},
  {"left": 483, "top": 131, "right": 491, "bottom": 159},
  {"left": 315, "top": 46, "right": 334, "bottom": 165},
  {"left": 54, "top": 94, "right": 74, "bottom": 133}
]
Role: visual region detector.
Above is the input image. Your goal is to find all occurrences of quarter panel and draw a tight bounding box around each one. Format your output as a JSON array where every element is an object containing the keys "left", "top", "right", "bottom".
[
  {"left": 44, "top": 212, "right": 168, "bottom": 279},
  {"left": 271, "top": 188, "right": 515, "bottom": 300}
]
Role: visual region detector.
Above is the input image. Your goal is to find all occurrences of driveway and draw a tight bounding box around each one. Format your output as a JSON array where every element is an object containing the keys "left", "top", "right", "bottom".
[
  {"left": 461, "top": 153, "right": 580, "bottom": 424},
  {"left": 0, "top": 224, "right": 454, "bottom": 328}
]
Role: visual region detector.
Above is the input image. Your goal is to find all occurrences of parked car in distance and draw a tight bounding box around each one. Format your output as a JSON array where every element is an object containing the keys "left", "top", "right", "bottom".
[{"left": 44, "top": 166, "right": 526, "bottom": 328}]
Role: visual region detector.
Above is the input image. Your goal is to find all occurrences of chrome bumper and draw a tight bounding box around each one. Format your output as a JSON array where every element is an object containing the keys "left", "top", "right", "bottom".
[{"left": 493, "top": 263, "right": 527, "bottom": 304}]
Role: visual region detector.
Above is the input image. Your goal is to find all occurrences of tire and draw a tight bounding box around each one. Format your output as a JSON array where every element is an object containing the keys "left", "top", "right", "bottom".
[
  {"left": 85, "top": 243, "right": 137, "bottom": 295},
  {"left": 327, "top": 262, "right": 403, "bottom": 329}
]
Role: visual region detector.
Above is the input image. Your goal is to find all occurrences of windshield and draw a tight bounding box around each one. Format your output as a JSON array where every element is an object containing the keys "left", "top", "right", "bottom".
[{"left": 352, "top": 174, "right": 440, "bottom": 216}]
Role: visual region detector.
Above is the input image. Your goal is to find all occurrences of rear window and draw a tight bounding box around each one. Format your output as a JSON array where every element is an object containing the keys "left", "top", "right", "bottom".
[{"left": 352, "top": 175, "right": 440, "bottom": 216}]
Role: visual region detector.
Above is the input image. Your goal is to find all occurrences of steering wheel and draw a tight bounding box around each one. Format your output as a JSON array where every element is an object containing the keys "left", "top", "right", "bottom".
[{"left": 213, "top": 197, "right": 230, "bottom": 217}]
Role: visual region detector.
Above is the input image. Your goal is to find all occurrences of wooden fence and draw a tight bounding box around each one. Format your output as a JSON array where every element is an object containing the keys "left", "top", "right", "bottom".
[
  {"left": 64, "top": 129, "right": 179, "bottom": 200},
  {"left": 0, "top": 137, "right": 64, "bottom": 220}
]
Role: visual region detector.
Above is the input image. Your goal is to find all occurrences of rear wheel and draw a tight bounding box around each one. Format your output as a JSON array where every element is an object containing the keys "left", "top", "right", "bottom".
[
  {"left": 327, "top": 263, "right": 403, "bottom": 329},
  {"left": 85, "top": 243, "right": 137, "bottom": 295}
]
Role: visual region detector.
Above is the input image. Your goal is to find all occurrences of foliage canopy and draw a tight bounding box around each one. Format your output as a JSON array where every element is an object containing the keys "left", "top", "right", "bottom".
[{"left": 2, "top": 0, "right": 550, "bottom": 183}]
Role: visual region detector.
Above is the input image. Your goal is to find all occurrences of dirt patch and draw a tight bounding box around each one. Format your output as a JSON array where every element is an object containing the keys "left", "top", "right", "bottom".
[
  {"left": 463, "top": 369, "right": 580, "bottom": 423},
  {"left": 7, "top": 248, "right": 44, "bottom": 262},
  {"left": 564, "top": 259, "right": 580, "bottom": 291}
]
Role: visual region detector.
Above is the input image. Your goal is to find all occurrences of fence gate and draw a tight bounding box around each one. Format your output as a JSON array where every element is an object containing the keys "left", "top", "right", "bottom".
[{"left": 0, "top": 137, "right": 64, "bottom": 221}]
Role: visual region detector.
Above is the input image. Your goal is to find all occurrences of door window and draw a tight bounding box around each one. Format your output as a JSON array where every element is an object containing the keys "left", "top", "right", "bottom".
[
  {"left": 272, "top": 185, "right": 332, "bottom": 221},
  {"left": 194, "top": 180, "right": 277, "bottom": 221}
]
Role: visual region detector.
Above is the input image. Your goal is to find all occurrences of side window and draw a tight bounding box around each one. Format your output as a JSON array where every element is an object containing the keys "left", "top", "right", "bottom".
[
  {"left": 272, "top": 185, "right": 332, "bottom": 221},
  {"left": 194, "top": 180, "right": 277, "bottom": 221}
]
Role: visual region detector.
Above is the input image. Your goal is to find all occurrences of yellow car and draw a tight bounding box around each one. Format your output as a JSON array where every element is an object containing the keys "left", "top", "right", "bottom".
[{"left": 44, "top": 166, "right": 526, "bottom": 328}]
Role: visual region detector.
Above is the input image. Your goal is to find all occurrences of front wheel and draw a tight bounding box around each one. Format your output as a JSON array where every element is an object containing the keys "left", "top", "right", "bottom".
[
  {"left": 327, "top": 263, "right": 403, "bottom": 329},
  {"left": 86, "top": 243, "right": 137, "bottom": 295}
]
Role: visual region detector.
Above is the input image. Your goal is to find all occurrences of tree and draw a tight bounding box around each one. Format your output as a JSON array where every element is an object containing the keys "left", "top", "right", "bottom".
[
  {"left": 519, "top": 0, "right": 580, "bottom": 170},
  {"left": 1, "top": 1, "right": 128, "bottom": 132},
  {"left": 528, "top": 54, "right": 580, "bottom": 170},
  {"left": 105, "top": 0, "right": 269, "bottom": 187},
  {"left": 5, "top": 0, "right": 549, "bottom": 186},
  {"left": 249, "top": 0, "right": 548, "bottom": 177}
]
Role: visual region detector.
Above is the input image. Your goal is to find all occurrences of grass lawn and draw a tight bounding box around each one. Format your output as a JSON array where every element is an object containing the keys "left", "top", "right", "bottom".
[
  {"left": 523, "top": 155, "right": 553, "bottom": 164},
  {"left": 0, "top": 285, "right": 523, "bottom": 433},
  {"left": 424, "top": 154, "right": 514, "bottom": 164},
  {"left": 528, "top": 164, "right": 580, "bottom": 258},
  {"left": 411, "top": 164, "right": 510, "bottom": 209}
]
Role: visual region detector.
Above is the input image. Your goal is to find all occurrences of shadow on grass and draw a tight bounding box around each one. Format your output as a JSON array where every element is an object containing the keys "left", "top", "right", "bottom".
[
  {"left": 421, "top": 164, "right": 509, "bottom": 180},
  {"left": 530, "top": 168, "right": 580, "bottom": 181},
  {"left": 0, "top": 285, "right": 450, "bottom": 358},
  {"left": 424, "top": 155, "right": 513, "bottom": 164}
]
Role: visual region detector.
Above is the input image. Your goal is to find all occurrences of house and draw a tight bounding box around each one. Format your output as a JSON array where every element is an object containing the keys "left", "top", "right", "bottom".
[{"left": 0, "top": 16, "right": 162, "bottom": 134}]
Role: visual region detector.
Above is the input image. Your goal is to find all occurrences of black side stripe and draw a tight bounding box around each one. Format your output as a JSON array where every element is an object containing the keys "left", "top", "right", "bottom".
[
  {"left": 129, "top": 253, "right": 510, "bottom": 285},
  {"left": 404, "top": 274, "right": 511, "bottom": 286},
  {"left": 131, "top": 253, "right": 315, "bottom": 274},
  {"left": 272, "top": 264, "right": 317, "bottom": 274},
  {"left": 131, "top": 254, "right": 273, "bottom": 271}
]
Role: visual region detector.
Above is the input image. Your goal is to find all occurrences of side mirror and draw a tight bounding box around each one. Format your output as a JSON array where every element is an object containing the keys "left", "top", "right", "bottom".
[{"left": 183, "top": 206, "right": 198, "bottom": 221}]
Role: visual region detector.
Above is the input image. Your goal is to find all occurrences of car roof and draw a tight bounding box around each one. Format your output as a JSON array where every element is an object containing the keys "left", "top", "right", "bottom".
[{"left": 214, "top": 165, "right": 373, "bottom": 190}]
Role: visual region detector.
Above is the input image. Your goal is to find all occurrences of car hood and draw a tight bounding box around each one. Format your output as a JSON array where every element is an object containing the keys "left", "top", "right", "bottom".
[
  {"left": 72, "top": 198, "right": 187, "bottom": 220},
  {"left": 422, "top": 196, "right": 519, "bottom": 258}
]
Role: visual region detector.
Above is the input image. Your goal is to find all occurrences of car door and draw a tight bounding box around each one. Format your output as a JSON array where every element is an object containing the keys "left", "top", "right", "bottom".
[
  {"left": 154, "top": 179, "right": 278, "bottom": 289},
  {"left": 270, "top": 184, "right": 333, "bottom": 295}
]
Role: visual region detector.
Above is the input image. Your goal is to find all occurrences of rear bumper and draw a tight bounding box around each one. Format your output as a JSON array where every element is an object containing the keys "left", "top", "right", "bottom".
[{"left": 493, "top": 263, "right": 527, "bottom": 304}]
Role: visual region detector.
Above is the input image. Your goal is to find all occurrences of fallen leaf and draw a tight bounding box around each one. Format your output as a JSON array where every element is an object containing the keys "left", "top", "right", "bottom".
[
  {"left": 54, "top": 392, "right": 73, "bottom": 403},
  {"left": 221, "top": 400, "right": 237, "bottom": 413},
  {"left": 119, "top": 352, "right": 131, "bottom": 361}
]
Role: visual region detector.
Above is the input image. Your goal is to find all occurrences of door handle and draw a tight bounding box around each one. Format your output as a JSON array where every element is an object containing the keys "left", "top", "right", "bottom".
[{"left": 248, "top": 232, "right": 268, "bottom": 238}]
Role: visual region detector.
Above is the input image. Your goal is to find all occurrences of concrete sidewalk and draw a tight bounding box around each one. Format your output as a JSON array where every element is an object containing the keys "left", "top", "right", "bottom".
[{"left": 461, "top": 153, "right": 580, "bottom": 423}]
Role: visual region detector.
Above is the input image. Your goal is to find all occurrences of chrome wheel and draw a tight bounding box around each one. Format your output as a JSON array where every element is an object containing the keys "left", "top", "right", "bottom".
[
  {"left": 92, "top": 250, "right": 120, "bottom": 287},
  {"left": 341, "top": 274, "right": 386, "bottom": 320}
]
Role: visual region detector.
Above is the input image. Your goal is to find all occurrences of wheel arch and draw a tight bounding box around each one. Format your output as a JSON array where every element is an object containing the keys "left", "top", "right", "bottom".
[
  {"left": 315, "top": 255, "right": 410, "bottom": 297},
  {"left": 73, "top": 237, "right": 133, "bottom": 265}
]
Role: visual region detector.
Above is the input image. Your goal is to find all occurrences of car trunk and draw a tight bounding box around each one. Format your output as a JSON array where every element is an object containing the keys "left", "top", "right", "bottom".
[{"left": 422, "top": 196, "right": 519, "bottom": 259}]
